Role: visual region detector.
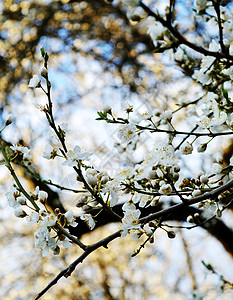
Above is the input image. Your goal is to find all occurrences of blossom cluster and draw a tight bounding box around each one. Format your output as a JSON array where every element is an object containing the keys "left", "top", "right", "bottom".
[
  {"left": 4, "top": 0, "right": 233, "bottom": 260},
  {"left": 6, "top": 184, "right": 79, "bottom": 256}
]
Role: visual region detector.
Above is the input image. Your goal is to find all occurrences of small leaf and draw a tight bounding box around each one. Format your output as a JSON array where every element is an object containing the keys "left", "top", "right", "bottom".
[{"left": 40, "top": 47, "right": 45, "bottom": 57}]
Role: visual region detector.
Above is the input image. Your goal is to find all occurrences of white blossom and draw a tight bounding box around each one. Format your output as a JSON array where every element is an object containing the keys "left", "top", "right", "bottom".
[
  {"left": 86, "top": 175, "right": 98, "bottom": 186},
  {"left": 118, "top": 123, "right": 136, "bottom": 143},
  {"left": 192, "top": 69, "right": 212, "bottom": 85},
  {"left": 6, "top": 186, "right": 21, "bottom": 208},
  {"left": 102, "top": 104, "right": 112, "bottom": 113},
  {"left": 58, "top": 237, "right": 72, "bottom": 248},
  {"left": 122, "top": 101, "right": 133, "bottom": 113},
  {"left": 34, "top": 227, "right": 57, "bottom": 257},
  {"left": 230, "top": 156, "right": 233, "bottom": 166},
  {"left": 42, "top": 144, "right": 57, "bottom": 159},
  {"left": 59, "top": 122, "right": 72, "bottom": 136},
  {"left": 175, "top": 48, "right": 184, "bottom": 61},
  {"left": 63, "top": 145, "right": 91, "bottom": 167},
  {"left": 147, "top": 20, "right": 164, "bottom": 47},
  {"left": 80, "top": 214, "right": 96, "bottom": 230},
  {"left": 127, "top": 7, "right": 144, "bottom": 22},
  {"left": 122, "top": 201, "right": 137, "bottom": 211},
  {"left": 180, "top": 142, "right": 193, "bottom": 155},
  {"left": 194, "top": 0, "right": 207, "bottom": 13},
  {"left": 229, "top": 44, "right": 233, "bottom": 56},
  {"left": 198, "top": 111, "right": 227, "bottom": 129},
  {"left": 132, "top": 193, "right": 151, "bottom": 207},
  {"left": 192, "top": 40, "right": 220, "bottom": 85},
  {"left": 38, "top": 190, "right": 48, "bottom": 202},
  {"left": 103, "top": 179, "right": 121, "bottom": 207},
  {"left": 160, "top": 109, "right": 172, "bottom": 122},
  {"left": 10, "top": 145, "right": 32, "bottom": 162},
  {"left": 28, "top": 74, "right": 40, "bottom": 88},
  {"left": 130, "top": 229, "right": 143, "bottom": 241},
  {"left": 86, "top": 168, "right": 98, "bottom": 186},
  {"left": 115, "top": 167, "right": 133, "bottom": 180},
  {"left": 26, "top": 211, "right": 40, "bottom": 224},
  {"left": 40, "top": 213, "right": 57, "bottom": 227},
  {"left": 226, "top": 113, "right": 233, "bottom": 128},
  {"left": 65, "top": 210, "right": 78, "bottom": 227},
  {"left": 222, "top": 66, "right": 233, "bottom": 80},
  {"left": 121, "top": 209, "right": 141, "bottom": 238},
  {"left": 159, "top": 183, "right": 172, "bottom": 195}
]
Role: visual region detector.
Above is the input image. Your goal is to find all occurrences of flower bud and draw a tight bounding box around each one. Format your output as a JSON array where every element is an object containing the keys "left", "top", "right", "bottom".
[
  {"left": 82, "top": 205, "right": 92, "bottom": 212},
  {"left": 167, "top": 231, "right": 176, "bottom": 239},
  {"left": 200, "top": 175, "right": 208, "bottom": 184},
  {"left": 192, "top": 189, "right": 202, "bottom": 197},
  {"left": 53, "top": 246, "right": 60, "bottom": 255},
  {"left": 14, "top": 207, "right": 26, "bottom": 218},
  {"left": 197, "top": 144, "right": 207, "bottom": 153},
  {"left": 216, "top": 209, "right": 222, "bottom": 217},
  {"left": 40, "top": 67, "right": 48, "bottom": 77},
  {"left": 187, "top": 215, "right": 194, "bottom": 223},
  {"left": 102, "top": 104, "right": 112, "bottom": 114},
  {"left": 87, "top": 175, "right": 98, "bottom": 186},
  {"left": 17, "top": 196, "right": 27, "bottom": 205},
  {"left": 5, "top": 114, "right": 13, "bottom": 126}
]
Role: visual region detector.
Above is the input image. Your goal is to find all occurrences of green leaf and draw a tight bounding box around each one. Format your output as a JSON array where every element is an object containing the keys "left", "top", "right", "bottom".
[
  {"left": 222, "top": 89, "right": 228, "bottom": 100},
  {"left": 5, "top": 146, "right": 10, "bottom": 155},
  {"left": 40, "top": 47, "right": 45, "bottom": 57},
  {"left": 97, "top": 111, "right": 107, "bottom": 119}
]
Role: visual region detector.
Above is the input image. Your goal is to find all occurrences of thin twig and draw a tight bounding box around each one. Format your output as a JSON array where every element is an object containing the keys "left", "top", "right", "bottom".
[
  {"left": 0, "top": 137, "right": 40, "bottom": 210},
  {"left": 140, "top": 1, "right": 233, "bottom": 61},
  {"left": 55, "top": 224, "right": 87, "bottom": 251},
  {"left": 34, "top": 230, "right": 121, "bottom": 299},
  {"left": 139, "top": 179, "right": 233, "bottom": 224}
]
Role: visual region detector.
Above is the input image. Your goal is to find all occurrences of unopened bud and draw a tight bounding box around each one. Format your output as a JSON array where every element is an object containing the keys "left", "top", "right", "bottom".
[
  {"left": 167, "top": 231, "right": 176, "bottom": 239},
  {"left": 102, "top": 104, "right": 112, "bottom": 114},
  {"left": 54, "top": 208, "right": 60, "bottom": 215},
  {"left": 197, "top": 144, "right": 207, "bottom": 153},
  {"left": 53, "top": 246, "right": 60, "bottom": 255},
  {"left": 5, "top": 114, "right": 13, "bottom": 126},
  {"left": 216, "top": 209, "right": 222, "bottom": 217},
  {"left": 40, "top": 67, "right": 48, "bottom": 77},
  {"left": 14, "top": 207, "right": 26, "bottom": 218},
  {"left": 17, "top": 196, "right": 27, "bottom": 205},
  {"left": 187, "top": 215, "right": 194, "bottom": 223}
]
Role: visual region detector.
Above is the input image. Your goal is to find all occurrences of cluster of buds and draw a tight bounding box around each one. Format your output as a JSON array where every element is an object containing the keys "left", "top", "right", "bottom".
[{"left": 86, "top": 168, "right": 110, "bottom": 188}]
